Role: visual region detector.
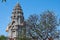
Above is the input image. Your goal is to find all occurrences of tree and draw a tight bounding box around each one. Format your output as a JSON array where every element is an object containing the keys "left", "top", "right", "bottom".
[
  {"left": 39, "top": 11, "right": 58, "bottom": 40},
  {"left": 26, "top": 14, "right": 39, "bottom": 39},
  {"left": 0, "top": 35, "right": 7, "bottom": 40},
  {"left": 2, "top": 0, "right": 6, "bottom": 2},
  {"left": 26, "top": 10, "right": 59, "bottom": 40}
]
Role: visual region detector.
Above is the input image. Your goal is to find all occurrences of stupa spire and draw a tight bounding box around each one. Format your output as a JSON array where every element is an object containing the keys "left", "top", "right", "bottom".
[{"left": 13, "top": 2, "right": 23, "bottom": 13}]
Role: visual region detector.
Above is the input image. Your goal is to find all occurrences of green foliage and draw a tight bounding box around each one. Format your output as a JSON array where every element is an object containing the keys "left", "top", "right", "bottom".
[
  {"left": 18, "top": 37, "right": 31, "bottom": 40},
  {"left": 0, "top": 35, "right": 7, "bottom": 40}
]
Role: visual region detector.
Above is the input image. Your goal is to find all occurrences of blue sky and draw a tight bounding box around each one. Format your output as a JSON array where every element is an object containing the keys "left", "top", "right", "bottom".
[{"left": 0, "top": 0, "right": 60, "bottom": 36}]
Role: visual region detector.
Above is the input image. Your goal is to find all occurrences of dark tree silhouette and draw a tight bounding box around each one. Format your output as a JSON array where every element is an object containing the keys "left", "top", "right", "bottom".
[
  {"left": 39, "top": 11, "right": 58, "bottom": 40},
  {"left": 26, "top": 10, "right": 60, "bottom": 40},
  {"left": 2, "top": 0, "right": 6, "bottom": 2}
]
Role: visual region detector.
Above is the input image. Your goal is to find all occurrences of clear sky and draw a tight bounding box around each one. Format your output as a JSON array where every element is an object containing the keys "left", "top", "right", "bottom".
[{"left": 0, "top": 0, "right": 60, "bottom": 36}]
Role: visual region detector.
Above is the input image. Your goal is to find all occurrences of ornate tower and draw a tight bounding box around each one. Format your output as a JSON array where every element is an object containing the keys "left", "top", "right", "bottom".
[{"left": 6, "top": 3, "right": 26, "bottom": 40}]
